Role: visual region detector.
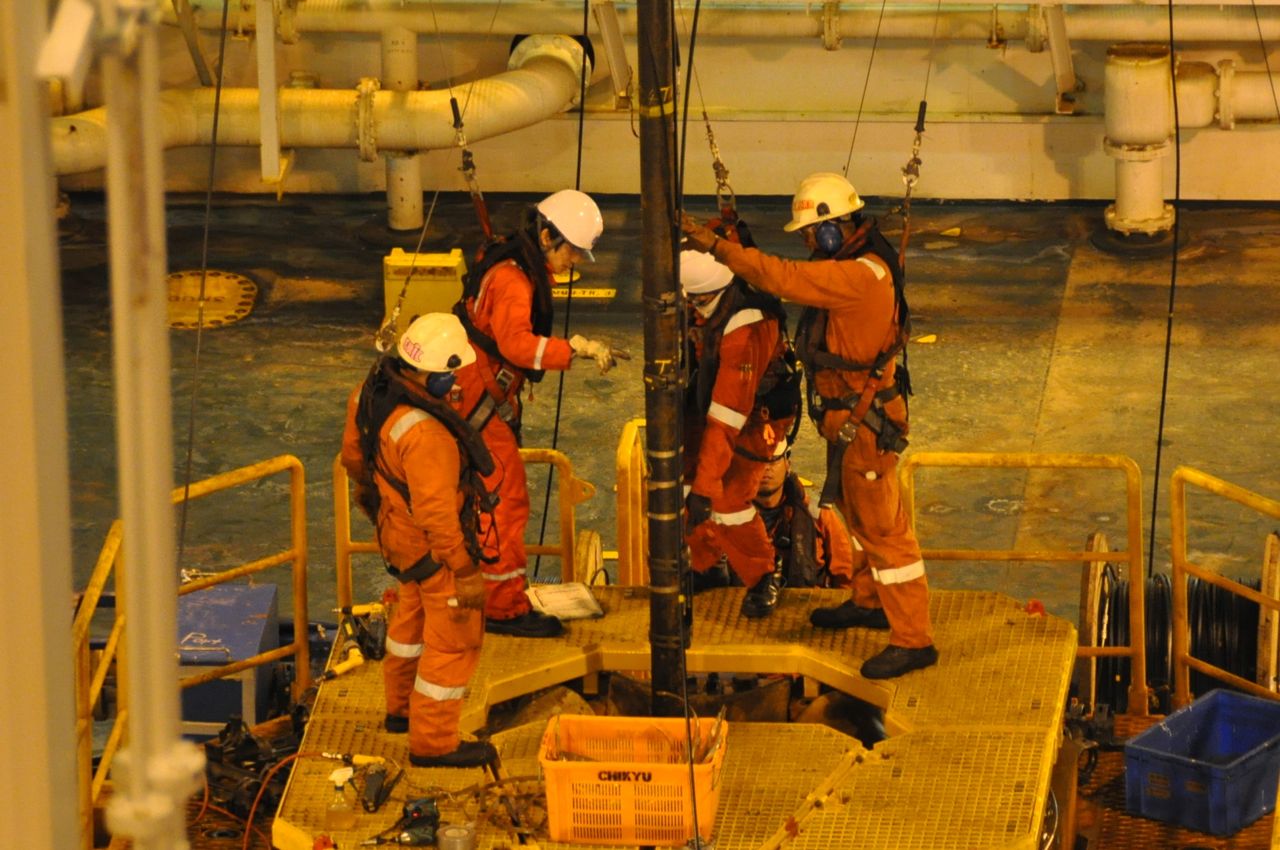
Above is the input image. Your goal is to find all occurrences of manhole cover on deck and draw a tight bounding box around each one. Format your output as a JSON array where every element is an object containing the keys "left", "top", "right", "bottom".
[{"left": 167, "top": 269, "right": 257, "bottom": 329}]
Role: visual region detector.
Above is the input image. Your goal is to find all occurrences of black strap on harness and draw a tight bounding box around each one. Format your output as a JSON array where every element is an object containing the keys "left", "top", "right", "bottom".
[
  {"left": 387, "top": 552, "right": 443, "bottom": 584},
  {"left": 354, "top": 357, "right": 498, "bottom": 568}
]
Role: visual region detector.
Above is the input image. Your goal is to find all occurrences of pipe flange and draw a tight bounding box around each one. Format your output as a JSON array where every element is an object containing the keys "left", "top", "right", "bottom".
[
  {"left": 1102, "top": 137, "right": 1169, "bottom": 162},
  {"left": 1217, "top": 58, "right": 1235, "bottom": 130},
  {"left": 508, "top": 34, "right": 591, "bottom": 103},
  {"left": 1104, "top": 202, "right": 1175, "bottom": 236},
  {"left": 356, "top": 76, "right": 380, "bottom": 162}
]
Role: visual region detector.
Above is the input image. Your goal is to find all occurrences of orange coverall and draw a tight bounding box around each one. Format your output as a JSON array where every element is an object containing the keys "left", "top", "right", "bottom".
[
  {"left": 686, "top": 307, "right": 793, "bottom": 588},
  {"left": 453, "top": 259, "right": 574, "bottom": 620},
  {"left": 710, "top": 240, "right": 934, "bottom": 649},
  {"left": 341, "top": 387, "right": 483, "bottom": 759}
]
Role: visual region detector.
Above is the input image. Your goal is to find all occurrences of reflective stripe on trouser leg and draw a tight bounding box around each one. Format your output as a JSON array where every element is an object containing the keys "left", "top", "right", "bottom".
[
  {"left": 383, "top": 583, "right": 424, "bottom": 718},
  {"left": 477, "top": 415, "right": 532, "bottom": 620},
  {"left": 686, "top": 446, "right": 774, "bottom": 585},
  {"left": 839, "top": 425, "right": 933, "bottom": 648},
  {"left": 409, "top": 568, "right": 484, "bottom": 758}
]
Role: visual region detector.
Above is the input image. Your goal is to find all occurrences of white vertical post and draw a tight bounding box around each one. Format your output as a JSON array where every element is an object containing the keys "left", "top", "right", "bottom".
[
  {"left": 257, "top": 0, "right": 282, "bottom": 182},
  {"left": 0, "top": 2, "right": 80, "bottom": 849},
  {"left": 96, "top": 3, "right": 204, "bottom": 848},
  {"left": 382, "top": 25, "right": 423, "bottom": 232}
]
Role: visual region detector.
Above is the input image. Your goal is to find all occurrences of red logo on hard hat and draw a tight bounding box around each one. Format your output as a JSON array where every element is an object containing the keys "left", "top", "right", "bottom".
[
  {"left": 402, "top": 339, "right": 424, "bottom": 361},
  {"left": 793, "top": 200, "right": 815, "bottom": 212}
]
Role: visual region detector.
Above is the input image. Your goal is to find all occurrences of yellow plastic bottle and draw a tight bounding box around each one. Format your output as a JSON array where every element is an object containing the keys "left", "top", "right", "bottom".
[{"left": 324, "top": 766, "right": 357, "bottom": 831}]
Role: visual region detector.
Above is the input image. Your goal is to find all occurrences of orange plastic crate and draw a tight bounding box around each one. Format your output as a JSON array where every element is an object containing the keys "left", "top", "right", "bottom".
[{"left": 538, "top": 714, "right": 729, "bottom": 846}]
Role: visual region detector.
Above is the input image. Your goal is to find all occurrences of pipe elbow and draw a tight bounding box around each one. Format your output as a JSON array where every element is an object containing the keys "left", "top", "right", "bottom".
[{"left": 508, "top": 34, "right": 593, "bottom": 105}]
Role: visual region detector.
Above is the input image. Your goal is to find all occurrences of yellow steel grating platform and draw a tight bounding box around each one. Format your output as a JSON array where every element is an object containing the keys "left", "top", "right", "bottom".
[{"left": 274, "top": 587, "right": 1076, "bottom": 849}]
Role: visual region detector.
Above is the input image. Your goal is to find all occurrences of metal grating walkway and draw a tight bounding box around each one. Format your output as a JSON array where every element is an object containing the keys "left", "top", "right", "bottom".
[{"left": 274, "top": 586, "right": 1076, "bottom": 849}]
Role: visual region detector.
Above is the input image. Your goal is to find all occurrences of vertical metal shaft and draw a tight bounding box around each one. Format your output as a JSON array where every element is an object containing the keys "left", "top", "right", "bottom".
[
  {"left": 638, "top": 0, "right": 685, "bottom": 716},
  {"left": 98, "top": 5, "right": 205, "bottom": 847}
]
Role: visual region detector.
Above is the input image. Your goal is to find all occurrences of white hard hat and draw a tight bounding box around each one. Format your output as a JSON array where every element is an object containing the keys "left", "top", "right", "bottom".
[
  {"left": 783, "top": 172, "right": 865, "bottom": 232},
  {"left": 680, "top": 249, "right": 733, "bottom": 295},
  {"left": 536, "top": 189, "right": 603, "bottom": 261},
  {"left": 397, "top": 313, "right": 476, "bottom": 372}
]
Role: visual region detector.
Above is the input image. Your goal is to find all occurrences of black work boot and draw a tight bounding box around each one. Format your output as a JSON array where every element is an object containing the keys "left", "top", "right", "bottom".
[
  {"left": 485, "top": 609, "right": 564, "bottom": 638},
  {"left": 861, "top": 645, "right": 938, "bottom": 679},
  {"left": 409, "top": 740, "right": 497, "bottom": 768},
  {"left": 740, "top": 572, "right": 780, "bottom": 619},
  {"left": 384, "top": 713, "right": 409, "bottom": 734},
  {"left": 809, "top": 600, "right": 890, "bottom": 630}
]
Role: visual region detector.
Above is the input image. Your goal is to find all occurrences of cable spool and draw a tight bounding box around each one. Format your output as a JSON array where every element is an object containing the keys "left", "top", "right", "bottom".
[{"left": 1093, "top": 570, "right": 1261, "bottom": 712}]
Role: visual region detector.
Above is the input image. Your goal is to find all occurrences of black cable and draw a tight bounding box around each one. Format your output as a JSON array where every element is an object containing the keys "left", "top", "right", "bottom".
[
  {"left": 1146, "top": 0, "right": 1184, "bottom": 577},
  {"left": 532, "top": 1, "right": 593, "bottom": 579},
  {"left": 175, "top": 0, "right": 231, "bottom": 571}
]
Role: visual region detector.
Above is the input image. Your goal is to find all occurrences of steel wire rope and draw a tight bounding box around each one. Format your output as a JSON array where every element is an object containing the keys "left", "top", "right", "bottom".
[
  {"left": 1146, "top": 0, "right": 1185, "bottom": 577},
  {"left": 176, "top": 0, "right": 232, "bottom": 572},
  {"left": 531, "top": 0, "right": 593, "bottom": 579},
  {"left": 378, "top": 0, "right": 504, "bottom": 352},
  {"left": 840, "top": 0, "right": 890, "bottom": 179},
  {"left": 674, "top": 2, "right": 709, "bottom": 842}
]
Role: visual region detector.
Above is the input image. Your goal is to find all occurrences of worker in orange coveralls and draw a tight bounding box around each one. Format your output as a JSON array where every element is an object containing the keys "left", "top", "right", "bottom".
[
  {"left": 682, "top": 172, "right": 937, "bottom": 679},
  {"left": 680, "top": 249, "right": 800, "bottom": 618},
  {"left": 453, "top": 189, "right": 629, "bottom": 637},
  {"left": 754, "top": 439, "right": 855, "bottom": 591},
  {"left": 341, "top": 313, "right": 497, "bottom": 767}
]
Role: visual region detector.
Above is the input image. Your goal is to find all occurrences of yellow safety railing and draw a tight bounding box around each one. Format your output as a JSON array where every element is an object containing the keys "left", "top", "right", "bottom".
[
  {"left": 1170, "top": 466, "right": 1280, "bottom": 708},
  {"left": 72, "top": 454, "right": 311, "bottom": 850},
  {"left": 614, "top": 418, "right": 649, "bottom": 587},
  {"left": 900, "top": 451, "right": 1149, "bottom": 715},
  {"left": 334, "top": 448, "right": 596, "bottom": 609}
]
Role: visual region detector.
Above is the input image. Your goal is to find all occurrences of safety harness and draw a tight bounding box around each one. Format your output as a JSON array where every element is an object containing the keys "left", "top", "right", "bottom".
[
  {"left": 758, "top": 473, "right": 826, "bottom": 589},
  {"left": 793, "top": 220, "right": 913, "bottom": 507},
  {"left": 686, "top": 280, "right": 802, "bottom": 459},
  {"left": 451, "top": 232, "right": 555, "bottom": 441},
  {"left": 354, "top": 357, "right": 498, "bottom": 583}
]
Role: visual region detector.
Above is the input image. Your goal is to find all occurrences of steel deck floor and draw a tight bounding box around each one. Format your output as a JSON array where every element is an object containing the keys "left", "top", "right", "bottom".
[{"left": 274, "top": 586, "right": 1076, "bottom": 849}]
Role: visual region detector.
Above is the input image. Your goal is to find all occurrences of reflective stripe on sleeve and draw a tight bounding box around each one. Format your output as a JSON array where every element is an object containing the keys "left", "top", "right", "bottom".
[
  {"left": 385, "top": 636, "right": 424, "bottom": 658},
  {"left": 414, "top": 675, "right": 466, "bottom": 702},
  {"left": 857, "top": 257, "right": 887, "bottom": 280},
  {"left": 871, "top": 559, "right": 925, "bottom": 585},
  {"left": 389, "top": 409, "right": 430, "bottom": 443},
  {"left": 533, "top": 336, "right": 549, "bottom": 370},
  {"left": 481, "top": 567, "right": 526, "bottom": 582},
  {"left": 723, "top": 308, "right": 764, "bottom": 335},
  {"left": 708, "top": 401, "right": 747, "bottom": 430},
  {"left": 712, "top": 505, "right": 757, "bottom": 526}
]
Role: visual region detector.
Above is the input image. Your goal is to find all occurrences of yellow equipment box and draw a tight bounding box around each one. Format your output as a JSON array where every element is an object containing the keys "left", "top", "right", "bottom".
[{"left": 382, "top": 248, "right": 467, "bottom": 337}]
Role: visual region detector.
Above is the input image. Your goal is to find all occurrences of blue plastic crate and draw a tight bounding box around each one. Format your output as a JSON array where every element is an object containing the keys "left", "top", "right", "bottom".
[{"left": 1125, "top": 689, "right": 1280, "bottom": 835}]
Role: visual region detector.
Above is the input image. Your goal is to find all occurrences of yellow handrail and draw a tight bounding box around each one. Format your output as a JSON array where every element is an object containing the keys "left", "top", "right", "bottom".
[
  {"left": 73, "top": 454, "right": 311, "bottom": 850},
  {"left": 334, "top": 448, "right": 595, "bottom": 610},
  {"left": 614, "top": 418, "right": 648, "bottom": 587},
  {"left": 1170, "top": 466, "right": 1280, "bottom": 708},
  {"left": 900, "top": 451, "right": 1149, "bottom": 715}
]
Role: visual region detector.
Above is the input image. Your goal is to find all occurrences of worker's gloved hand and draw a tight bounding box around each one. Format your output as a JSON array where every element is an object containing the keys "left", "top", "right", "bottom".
[
  {"left": 680, "top": 214, "right": 718, "bottom": 253},
  {"left": 570, "top": 334, "right": 631, "bottom": 374},
  {"left": 451, "top": 566, "right": 486, "bottom": 611},
  {"left": 684, "top": 491, "right": 713, "bottom": 529}
]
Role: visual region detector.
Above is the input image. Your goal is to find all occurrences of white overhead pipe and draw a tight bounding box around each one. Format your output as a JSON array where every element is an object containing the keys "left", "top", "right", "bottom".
[
  {"left": 166, "top": 0, "right": 1280, "bottom": 43},
  {"left": 51, "top": 35, "right": 587, "bottom": 175}
]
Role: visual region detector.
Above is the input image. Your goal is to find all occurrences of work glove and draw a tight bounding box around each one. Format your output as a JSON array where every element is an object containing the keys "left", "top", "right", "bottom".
[
  {"left": 680, "top": 214, "right": 719, "bottom": 253},
  {"left": 569, "top": 334, "right": 631, "bottom": 374},
  {"left": 451, "top": 566, "right": 486, "bottom": 611},
  {"left": 684, "top": 491, "right": 713, "bottom": 530}
]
